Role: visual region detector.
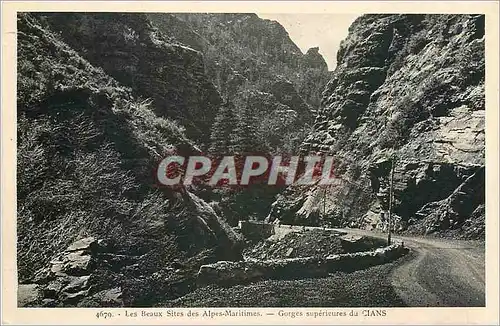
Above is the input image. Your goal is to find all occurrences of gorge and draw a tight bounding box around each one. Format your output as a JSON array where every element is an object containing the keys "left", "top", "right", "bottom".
[{"left": 16, "top": 12, "right": 485, "bottom": 307}]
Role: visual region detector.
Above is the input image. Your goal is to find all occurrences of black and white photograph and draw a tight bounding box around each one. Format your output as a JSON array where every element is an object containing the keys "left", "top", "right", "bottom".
[{"left": 4, "top": 3, "right": 496, "bottom": 321}]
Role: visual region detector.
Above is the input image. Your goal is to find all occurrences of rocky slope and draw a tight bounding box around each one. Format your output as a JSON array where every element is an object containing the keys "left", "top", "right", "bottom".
[
  {"left": 17, "top": 12, "right": 485, "bottom": 308},
  {"left": 37, "top": 13, "right": 222, "bottom": 144},
  {"left": 17, "top": 13, "right": 242, "bottom": 307},
  {"left": 243, "top": 229, "right": 386, "bottom": 260},
  {"left": 267, "top": 14, "right": 485, "bottom": 239},
  {"left": 149, "top": 13, "right": 331, "bottom": 153}
]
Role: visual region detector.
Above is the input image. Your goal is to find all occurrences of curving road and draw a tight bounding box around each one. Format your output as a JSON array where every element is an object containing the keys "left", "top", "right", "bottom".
[
  {"left": 284, "top": 225, "right": 485, "bottom": 307},
  {"left": 335, "top": 227, "right": 485, "bottom": 307}
]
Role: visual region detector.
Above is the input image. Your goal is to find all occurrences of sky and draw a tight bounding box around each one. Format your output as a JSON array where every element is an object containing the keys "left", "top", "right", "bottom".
[{"left": 257, "top": 14, "right": 359, "bottom": 71}]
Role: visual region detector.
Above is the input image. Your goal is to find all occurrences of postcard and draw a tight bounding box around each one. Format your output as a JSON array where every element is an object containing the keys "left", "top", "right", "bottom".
[{"left": 1, "top": 1, "right": 499, "bottom": 325}]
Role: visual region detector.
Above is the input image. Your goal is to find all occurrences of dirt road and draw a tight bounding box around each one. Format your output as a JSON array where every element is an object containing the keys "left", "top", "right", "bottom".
[
  {"left": 168, "top": 225, "right": 485, "bottom": 308},
  {"left": 326, "top": 227, "right": 485, "bottom": 307}
]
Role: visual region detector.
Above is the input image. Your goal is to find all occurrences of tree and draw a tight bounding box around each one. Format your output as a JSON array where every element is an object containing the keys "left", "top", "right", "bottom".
[
  {"left": 208, "top": 102, "right": 238, "bottom": 155},
  {"left": 233, "top": 103, "right": 263, "bottom": 154}
]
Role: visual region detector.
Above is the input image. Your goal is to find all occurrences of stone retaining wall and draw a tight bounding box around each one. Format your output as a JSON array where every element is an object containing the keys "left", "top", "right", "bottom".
[
  {"left": 197, "top": 243, "right": 409, "bottom": 286},
  {"left": 238, "top": 221, "right": 275, "bottom": 241}
]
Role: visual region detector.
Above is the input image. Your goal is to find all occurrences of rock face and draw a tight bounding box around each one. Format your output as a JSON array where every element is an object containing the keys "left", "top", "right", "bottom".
[
  {"left": 22, "top": 235, "right": 239, "bottom": 307},
  {"left": 25, "top": 237, "right": 104, "bottom": 307},
  {"left": 408, "top": 166, "right": 485, "bottom": 237},
  {"left": 22, "top": 237, "right": 136, "bottom": 307},
  {"left": 268, "top": 14, "right": 485, "bottom": 239},
  {"left": 17, "top": 284, "right": 41, "bottom": 307}
]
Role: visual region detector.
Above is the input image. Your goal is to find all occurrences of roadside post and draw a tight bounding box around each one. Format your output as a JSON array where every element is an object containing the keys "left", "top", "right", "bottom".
[{"left": 387, "top": 153, "right": 396, "bottom": 246}]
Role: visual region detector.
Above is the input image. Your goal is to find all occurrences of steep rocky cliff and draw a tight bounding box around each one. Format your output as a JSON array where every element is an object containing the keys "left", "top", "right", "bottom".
[
  {"left": 149, "top": 13, "right": 329, "bottom": 100},
  {"left": 268, "top": 14, "right": 485, "bottom": 239},
  {"left": 17, "top": 13, "right": 242, "bottom": 307}
]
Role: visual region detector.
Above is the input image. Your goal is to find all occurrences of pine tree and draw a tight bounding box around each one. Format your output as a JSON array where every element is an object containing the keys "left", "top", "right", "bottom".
[
  {"left": 233, "top": 104, "right": 262, "bottom": 154},
  {"left": 208, "top": 102, "right": 238, "bottom": 156}
]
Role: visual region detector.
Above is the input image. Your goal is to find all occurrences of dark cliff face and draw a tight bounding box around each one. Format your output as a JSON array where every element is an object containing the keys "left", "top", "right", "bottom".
[
  {"left": 37, "top": 13, "right": 222, "bottom": 144},
  {"left": 17, "top": 13, "right": 242, "bottom": 306},
  {"left": 269, "top": 14, "right": 485, "bottom": 239}
]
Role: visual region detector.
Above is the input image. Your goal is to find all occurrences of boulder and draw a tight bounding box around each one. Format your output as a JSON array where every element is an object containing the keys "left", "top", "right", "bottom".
[
  {"left": 98, "top": 287, "right": 123, "bottom": 306},
  {"left": 28, "top": 237, "right": 104, "bottom": 306},
  {"left": 62, "top": 276, "right": 90, "bottom": 293},
  {"left": 41, "top": 299, "right": 57, "bottom": 307},
  {"left": 66, "top": 237, "right": 97, "bottom": 253},
  {"left": 62, "top": 252, "right": 92, "bottom": 275}
]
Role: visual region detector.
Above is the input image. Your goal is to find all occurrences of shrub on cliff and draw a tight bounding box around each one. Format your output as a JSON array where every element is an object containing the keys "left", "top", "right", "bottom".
[{"left": 377, "top": 95, "right": 426, "bottom": 149}]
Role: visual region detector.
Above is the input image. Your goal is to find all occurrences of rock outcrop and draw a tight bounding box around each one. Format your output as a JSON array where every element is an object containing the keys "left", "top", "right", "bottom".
[
  {"left": 20, "top": 237, "right": 116, "bottom": 307},
  {"left": 302, "top": 47, "right": 329, "bottom": 70},
  {"left": 268, "top": 14, "right": 485, "bottom": 239},
  {"left": 21, "top": 235, "right": 239, "bottom": 307},
  {"left": 243, "top": 227, "right": 387, "bottom": 260},
  {"left": 21, "top": 237, "right": 165, "bottom": 307}
]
